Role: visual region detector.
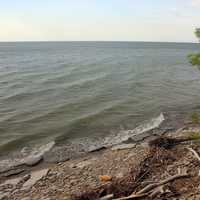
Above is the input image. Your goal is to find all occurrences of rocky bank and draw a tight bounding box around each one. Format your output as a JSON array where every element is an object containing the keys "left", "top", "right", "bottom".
[{"left": 1, "top": 125, "right": 200, "bottom": 200}]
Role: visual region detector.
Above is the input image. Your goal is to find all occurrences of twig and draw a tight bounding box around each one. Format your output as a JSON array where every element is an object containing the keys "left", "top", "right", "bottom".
[
  {"left": 137, "top": 173, "right": 189, "bottom": 194},
  {"left": 100, "top": 194, "right": 114, "bottom": 200},
  {"left": 113, "top": 173, "right": 189, "bottom": 200},
  {"left": 187, "top": 147, "right": 200, "bottom": 162},
  {"left": 113, "top": 193, "right": 149, "bottom": 200},
  {"left": 150, "top": 185, "right": 164, "bottom": 198},
  {"left": 135, "top": 169, "right": 150, "bottom": 184}
]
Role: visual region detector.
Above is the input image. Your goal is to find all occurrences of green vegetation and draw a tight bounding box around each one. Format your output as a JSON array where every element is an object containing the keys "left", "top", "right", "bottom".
[
  {"left": 188, "top": 53, "right": 200, "bottom": 67},
  {"left": 188, "top": 131, "right": 200, "bottom": 140},
  {"left": 188, "top": 132, "right": 200, "bottom": 146},
  {"left": 195, "top": 28, "right": 200, "bottom": 42},
  {"left": 189, "top": 28, "right": 200, "bottom": 68},
  {"left": 191, "top": 112, "right": 200, "bottom": 124}
]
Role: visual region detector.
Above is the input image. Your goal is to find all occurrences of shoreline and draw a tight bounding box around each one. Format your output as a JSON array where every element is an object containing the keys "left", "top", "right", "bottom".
[
  {"left": 1, "top": 123, "right": 200, "bottom": 199},
  {"left": 0, "top": 113, "right": 166, "bottom": 174}
]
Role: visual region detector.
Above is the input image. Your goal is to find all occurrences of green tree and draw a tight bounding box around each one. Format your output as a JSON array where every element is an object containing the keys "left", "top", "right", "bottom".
[
  {"left": 188, "top": 28, "right": 200, "bottom": 68},
  {"left": 195, "top": 28, "right": 200, "bottom": 42}
]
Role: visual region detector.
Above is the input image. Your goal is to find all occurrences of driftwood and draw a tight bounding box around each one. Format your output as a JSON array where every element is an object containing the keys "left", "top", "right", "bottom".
[
  {"left": 149, "top": 186, "right": 164, "bottom": 198},
  {"left": 187, "top": 147, "right": 200, "bottom": 162},
  {"left": 114, "top": 173, "right": 189, "bottom": 200},
  {"left": 113, "top": 193, "right": 149, "bottom": 200},
  {"left": 100, "top": 194, "right": 114, "bottom": 200}
]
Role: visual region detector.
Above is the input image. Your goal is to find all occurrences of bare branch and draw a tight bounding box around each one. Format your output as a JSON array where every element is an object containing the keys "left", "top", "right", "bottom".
[{"left": 187, "top": 147, "right": 200, "bottom": 162}]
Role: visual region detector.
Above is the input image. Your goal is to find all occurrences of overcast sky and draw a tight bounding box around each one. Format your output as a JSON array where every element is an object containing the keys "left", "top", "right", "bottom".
[{"left": 0, "top": 0, "right": 200, "bottom": 42}]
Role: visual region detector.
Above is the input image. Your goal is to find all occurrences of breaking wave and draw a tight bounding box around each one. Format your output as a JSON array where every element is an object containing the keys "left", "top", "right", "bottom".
[
  {"left": 44, "top": 113, "right": 165, "bottom": 162},
  {"left": 0, "top": 113, "right": 164, "bottom": 171}
]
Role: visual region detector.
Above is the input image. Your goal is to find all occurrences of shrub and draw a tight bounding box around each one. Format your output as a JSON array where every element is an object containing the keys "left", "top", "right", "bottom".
[{"left": 188, "top": 54, "right": 200, "bottom": 67}]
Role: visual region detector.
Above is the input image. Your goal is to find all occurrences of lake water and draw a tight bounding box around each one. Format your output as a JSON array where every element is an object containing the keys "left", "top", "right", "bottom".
[{"left": 0, "top": 42, "right": 200, "bottom": 165}]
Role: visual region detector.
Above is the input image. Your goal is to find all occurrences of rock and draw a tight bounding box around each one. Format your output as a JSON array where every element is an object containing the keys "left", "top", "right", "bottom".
[
  {"left": 48, "top": 170, "right": 62, "bottom": 177},
  {"left": 116, "top": 172, "right": 124, "bottom": 179},
  {"left": 23, "top": 174, "right": 31, "bottom": 182},
  {"left": 0, "top": 176, "right": 23, "bottom": 187},
  {"left": 75, "top": 160, "right": 92, "bottom": 168},
  {"left": 89, "top": 146, "right": 106, "bottom": 153},
  {"left": 111, "top": 143, "right": 136, "bottom": 151},
  {"left": 24, "top": 155, "right": 43, "bottom": 166},
  {"left": 0, "top": 192, "right": 8, "bottom": 200},
  {"left": 4, "top": 168, "right": 25, "bottom": 177},
  {"left": 22, "top": 169, "right": 49, "bottom": 190}
]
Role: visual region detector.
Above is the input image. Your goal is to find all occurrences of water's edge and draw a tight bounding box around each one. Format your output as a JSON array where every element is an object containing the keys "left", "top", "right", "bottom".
[{"left": 0, "top": 113, "right": 165, "bottom": 173}]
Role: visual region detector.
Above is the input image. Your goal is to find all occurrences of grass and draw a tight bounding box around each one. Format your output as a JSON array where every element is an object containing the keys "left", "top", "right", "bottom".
[
  {"left": 188, "top": 132, "right": 200, "bottom": 146},
  {"left": 191, "top": 112, "right": 200, "bottom": 124}
]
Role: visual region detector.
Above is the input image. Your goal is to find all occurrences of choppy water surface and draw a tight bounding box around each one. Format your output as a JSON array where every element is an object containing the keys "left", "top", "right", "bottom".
[{"left": 0, "top": 42, "right": 200, "bottom": 164}]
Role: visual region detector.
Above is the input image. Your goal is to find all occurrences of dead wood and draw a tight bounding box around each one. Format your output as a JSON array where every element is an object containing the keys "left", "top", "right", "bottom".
[
  {"left": 113, "top": 193, "right": 149, "bottom": 200},
  {"left": 149, "top": 137, "right": 191, "bottom": 149},
  {"left": 187, "top": 147, "right": 200, "bottom": 162},
  {"left": 113, "top": 173, "right": 189, "bottom": 200}
]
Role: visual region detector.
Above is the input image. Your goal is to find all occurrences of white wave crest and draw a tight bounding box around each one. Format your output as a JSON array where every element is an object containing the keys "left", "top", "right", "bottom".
[
  {"left": 103, "top": 113, "right": 165, "bottom": 147},
  {"left": 0, "top": 141, "right": 55, "bottom": 173},
  {"left": 65, "top": 113, "right": 165, "bottom": 152}
]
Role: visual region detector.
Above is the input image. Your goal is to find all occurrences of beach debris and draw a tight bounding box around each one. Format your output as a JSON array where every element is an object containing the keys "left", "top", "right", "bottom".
[
  {"left": 99, "top": 175, "right": 112, "bottom": 182},
  {"left": 100, "top": 194, "right": 114, "bottom": 200},
  {"left": 113, "top": 172, "right": 189, "bottom": 200},
  {"left": 187, "top": 147, "right": 200, "bottom": 162},
  {"left": 149, "top": 136, "right": 190, "bottom": 149},
  {"left": 111, "top": 144, "right": 136, "bottom": 151},
  {"left": 22, "top": 168, "right": 49, "bottom": 190}
]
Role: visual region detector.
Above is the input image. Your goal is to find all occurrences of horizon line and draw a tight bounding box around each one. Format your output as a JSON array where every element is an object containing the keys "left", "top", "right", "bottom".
[{"left": 0, "top": 40, "right": 198, "bottom": 44}]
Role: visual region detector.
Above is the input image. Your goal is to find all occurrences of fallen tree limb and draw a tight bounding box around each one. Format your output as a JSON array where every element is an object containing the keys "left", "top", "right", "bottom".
[
  {"left": 113, "top": 193, "right": 149, "bottom": 200},
  {"left": 150, "top": 185, "right": 164, "bottom": 198},
  {"left": 113, "top": 173, "right": 189, "bottom": 200},
  {"left": 136, "top": 173, "right": 189, "bottom": 195},
  {"left": 187, "top": 147, "right": 200, "bottom": 162},
  {"left": 100, "top": 194, "right": 114, "bottom": 200}
]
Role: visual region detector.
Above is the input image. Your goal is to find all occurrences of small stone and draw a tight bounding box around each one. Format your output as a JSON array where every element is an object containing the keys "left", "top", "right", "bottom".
[
  {"left": 48, "top": 170, "right": 62, "bottom": 177},
  {"left": 0, "top": 176, "right": 23, "bottom": 187},
  {"left": 0, "top": 192, "right": 8, "bottom": 200},
  {"left": 22, "top": 169, "right": 49, "bottom": 190},
  {"left": 116, "top": 172, "right": 124, "bottom": 179},
  {"left": 4, "top": 168, "right": 25, "bottom": 177},
  {"left": 23, "top": 174, "right": 31, "bottom": 182},
  {"left": 24, "top": 155, "right": 43, "bottom": 166},
  {"left": 76, "top": 160, "right": 91, "bottom": 168}
]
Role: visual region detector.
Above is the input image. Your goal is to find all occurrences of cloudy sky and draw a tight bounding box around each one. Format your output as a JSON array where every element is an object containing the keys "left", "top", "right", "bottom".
[{"left": 0, "top": 0, "right": 200, "bottom": 42}]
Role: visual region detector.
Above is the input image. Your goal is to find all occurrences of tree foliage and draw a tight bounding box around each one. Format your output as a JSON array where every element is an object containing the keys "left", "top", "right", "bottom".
[
  {"left": 188, "top": 28, "right": 200, "bottom": 67},
  {"left": 195, "top": 28, "right": 200, "bottom": 42},
  {"left": 188, "top": 53, "right": 200, "bottom": 66}
]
